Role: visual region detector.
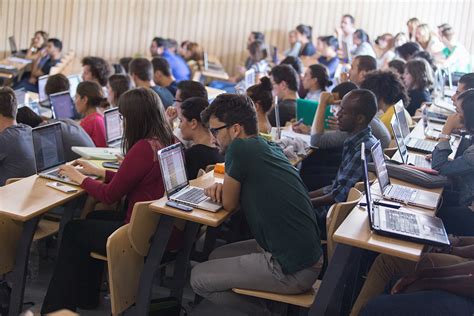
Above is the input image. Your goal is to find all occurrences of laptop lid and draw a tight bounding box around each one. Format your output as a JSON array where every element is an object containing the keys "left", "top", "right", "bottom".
[
  {"left": 394, "top": 100, "right": 410, "bottom": 139},
  {"left": 157, "top": 143, "right": 190, "bottom": 197},
  {"left": 14, "top": 88, "right": 26, "bottom": 107},
  {"left": 203, "top": 51, "right": 209, "bottom": 70},
  {"left": 38, "top": 75, "right": 49, "bottom": 103},
  {"left": 67, "top": 74, "right": 81, "bottom": 98},
  {"left": 361, "top": 143, "right": 375, "bottom": 229},
  {"left": 370, "top": 141, "right": 391, "bottom": 193},
  {"left": 8, "top": 36, "right": 18, "bottom": 54},
  {"left": 244, "top": 68, "right": 256, "bottom": 90},
  {"left": 50, "top": 91, "right": 75, "bottom": 119},
  {"left": 32, "top": 122, "right": 66, "bottom": 173},
  {"left": 390, "top": 116, "right": 409, "bottom": 164},
  {"left": 104, "top": 107, "right": 123, "bottom": 144}
]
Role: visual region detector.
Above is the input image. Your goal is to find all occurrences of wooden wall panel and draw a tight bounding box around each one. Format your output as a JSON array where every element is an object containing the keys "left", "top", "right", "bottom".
[{"left": 1, "top": 0, "right": 472, "bottom": 75}]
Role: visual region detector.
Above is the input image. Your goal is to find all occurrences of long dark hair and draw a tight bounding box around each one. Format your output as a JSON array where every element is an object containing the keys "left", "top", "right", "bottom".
[
  {"left": 108, "top": 74, "right": 132, "bottom": 105},
  {"left": 118, "top": 88, "right": 175, "bottom": 153},
  {"left": 76, "top": 81, "right": 109, "bottom": 109}
]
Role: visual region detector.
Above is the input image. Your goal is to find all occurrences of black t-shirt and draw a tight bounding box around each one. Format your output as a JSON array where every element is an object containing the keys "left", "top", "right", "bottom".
[
  {"left": 184, "top": 144, "right": 224, "bottom": 179},
  {"left": 41, "top": 57, "right": 61, "bottom": 75},
  {"left": 166, "top": 81, "right": 178, "bottom": 97},
  {"left": 268, "top": 99, "right": 297, "bottom": 127},
  {"left": 300, "top": 42, "right": 316, "bottom": 56},
  {"left": 407, "top": 88, "right": 432, "bottom": 116}
]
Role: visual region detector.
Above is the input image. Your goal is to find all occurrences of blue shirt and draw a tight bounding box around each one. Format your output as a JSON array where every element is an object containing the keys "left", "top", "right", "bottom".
[
  {"left": 151, "top": 86, "right": 174, "bottom": 109},
  {"left": 161, "top": 50, "right": 190, "bottom": 82},
  {"left": 318, "top": 56, "right": 340, "bottom": 78}
]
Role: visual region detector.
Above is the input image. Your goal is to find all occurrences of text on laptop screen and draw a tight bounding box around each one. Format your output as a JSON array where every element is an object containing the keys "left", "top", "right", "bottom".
[
  {"left": 371, "top": 142, "right": 390, "bottom": 189},
  {"left": 68, "top": 75, "right": 81, "bottom": 98},
  {"left": 394, "top": 101, "right": 410, "bottom": 139},
  {"left": 51, "top": 92, "right": 75, "bottom": 119},
  {"left": 159, "top": 145, "right": 188, "bottom": 194},
  {"left": 14, "top": 88, "right": 26, "bottom": 106},
  {"left": 105, "top": 108, "right": 123, "bottom": 142},
  {"left": 38, "top": 76, "right": 48, "bottom": 103},
  {"left": 32, "top": 123, "right": 65, "bottom": 172},
  {"left": 391, "top": 118, "right": 408, "bottom": 162}
]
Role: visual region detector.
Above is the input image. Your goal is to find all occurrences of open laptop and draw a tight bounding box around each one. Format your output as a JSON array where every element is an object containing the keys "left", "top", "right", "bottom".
[
  {"left": 370, "top": 140, "right": 440, "bottom": 210},
  {"left": 50, "top": 91, "right": 75, "bottom": 119},
  {"left": 38, "top": 75, "right": 49, "bottom": 104},
  {"left": 394, "top": 101, "right": 437, "bottom": 153},
  {"left": 9, "top": 36, "right": 26, "bottom": 58},
  {"left": 203, "top": 52, "right": 223, "bottom": 72},
  {"left": 244, "top": 68, "right": 256, "bottom": 90},
  {"left": 362, "top": 142, "right": 449, "bottom": 246},
  {"left": 67, "top": 74, "right": 81, "bottom": 98},
  {"left": 391, "top": 116, "right": 431, "bottom": 169},
  {"left": 104, "top": 108, "right": 123, "bottom": 148},
  {"left": 157, "top": 143, "right": 222, "bottom": 212}
]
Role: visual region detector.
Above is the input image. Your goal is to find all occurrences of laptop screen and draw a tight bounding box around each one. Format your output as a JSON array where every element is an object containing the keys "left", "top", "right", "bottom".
[
  {"left": 38, "top": 75, "right": 49, "bottom": 103},
  {"left": 32, "top": 123, "right": 65, "bottom": 173},
  {"left": 67, "top": 74, "right": 81, "bottom": 98},
  {"left": 370, "top": 141, "right": 391, "bottom": 192},
  {"left": 50, "top": 91, "right": 75, "bottom": 119},
  {"left": 391, "top": 116, "right": 409, "bottom": 164},
  {"left": 9, "top": 36, "right": 17, "bottom": 54},
  {"left": 394, "top": 100, "right": 410, "bottom": 139},
  {"left": 104, "top": 108, "right": 123, "bottom": 143},
  {"left": 14, "top": 88, "right": 26, "bottom": 106},
  {"left": 244, "top": 69, "right": 256, "bottom": 90},
  {"left": 158, "top": 143, "right": 189, "bottom": 195},
  {"left": 361, "top": 143, "right": 374, "bottom": 228}
]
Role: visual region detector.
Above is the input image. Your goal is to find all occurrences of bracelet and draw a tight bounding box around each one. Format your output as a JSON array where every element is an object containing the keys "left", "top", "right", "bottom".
[{"left": 438, "top": 133, "right": 451, "bottom": 141}]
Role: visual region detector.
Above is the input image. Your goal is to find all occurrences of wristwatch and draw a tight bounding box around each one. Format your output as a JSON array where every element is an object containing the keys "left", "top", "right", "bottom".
[{"left": 438, "top": 133, "right": 451, "bottom": 141}]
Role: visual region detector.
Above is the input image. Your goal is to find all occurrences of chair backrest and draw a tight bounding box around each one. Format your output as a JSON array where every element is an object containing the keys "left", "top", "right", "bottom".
[
  {"left": 326, "top": 188, "right": 363, "bottom": 261},
  {"left": 0, "top": 215, "right": 22, "bottom": 275},
  {"left": 127, "top": 201, "right": 160, "bottom": 257}
]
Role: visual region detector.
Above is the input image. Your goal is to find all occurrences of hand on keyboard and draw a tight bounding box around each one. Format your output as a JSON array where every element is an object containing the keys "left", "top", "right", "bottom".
[{"left": 204, "top": 183, "right": 223, "bottom": 203}]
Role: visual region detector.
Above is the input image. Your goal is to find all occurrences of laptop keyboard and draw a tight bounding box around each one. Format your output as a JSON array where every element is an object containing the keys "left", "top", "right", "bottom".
[
  {"left": 175, "top": 187, "right": 207, "bottom": 204},
  {"left": 386, "top": 185, "right": 416, "bottom": 202},
  {"left": 44, "top": 169, "right": 72, "bottom": 182},
  {"left": 385, "top": 209, "right": 420, "bottom": 235},
  {"left": 412, "top": 155, "right": 431, "bottom": 168},
  {"left": 410, "top": 139, "right": 436, "bottom": 152}
]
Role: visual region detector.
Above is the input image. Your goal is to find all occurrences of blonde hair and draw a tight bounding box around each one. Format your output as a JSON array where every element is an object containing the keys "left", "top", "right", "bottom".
[{"left": 416, "top": 24, "right": 431, "bottom": 48}]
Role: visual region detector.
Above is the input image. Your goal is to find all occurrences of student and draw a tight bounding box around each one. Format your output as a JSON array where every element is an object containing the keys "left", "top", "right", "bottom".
[
  {"left": 167, "top": 38, "right": 179, "bottom": 54},
  {"left": 284, "top": 30, "right": 302, "bottom": 57},
  {"left": 17, "top": 107, "right": 95, "bottom": 161},
  {"left": 81, "top": 56, "right": 111, "bottom": 90},
  {"left": 308, "top": 89, "right": 378, "bottom": 236},
  {"left": 0, "top": 88, "right": 36, "bottom": 186},
  {"left": 75, "top": 81, "right": 108, "bottom": 147},
  {"left": 395, "top": 42, "right": 422, "bottom": 61},
  {"left": 438, "top": 24, "right": 472, "bottom": 73},
  {"left": 44, "top": 73, "right": 70, "bottom": 96},
  {"left": 165, "top": 80, "right": 209, "bottom": 123},
  {"left": 246, "top": 31, "right": 265, "bottom": 47},
  {"left": 336, "top": 14, "right": 357, "bottom": 62},
  {"left": 348, "top": 55, "right": 377, "bottom": 87},
  {"left": 24, "top": 30, "right": 49, "bottom": 59},
  {"left": 415, "top": 24, "right": 445, "bottom": 63},
  {"left": 150, "top": 37, "right": 190, "bottom": 82},
  {"left": 119, "top": 57, "right": 132, "bottom": 73},
  {"left": 394, "top": 32, "right": 408, "bottom": 48},
  {"left": 317, "top": 35, "right": 340, "bottom": 79},
  {"left": 41, "top": 88, "right": 180, "bottom": 313},
  {"left": 182, "top": 42, "right": 203, "bottom": 63},
  {"left": 375, "top": 33, "right": 396, "bottom": 69},
  {"left": 190, "top": 94, "right": 323, "bottom": 315},
  {"left": 106, "top": 74, "right": 132, "bottom": 107},
  {"left": 177, "top": 97, "right": 224, "bottom": 179},
  {"left": 129, "top": 58, "right": 174, "bottom": 108},
  {"left": 360, "top": 70, "right": 412, "bottom": 137},
  {"left": 388, "top": 59, "right": 406, "bottom": 77},
  {"left": 302, "top": 64, "right": 332, "bottom": 101},
  {"left": 406, "top": 17, "right": 420, "bottom": 42},
  {"left": 246, "top": 76, "right": 273, "bottom": 134},
  {"left": 352, "top": 29, "right": 376, "bottom": 58},
  {"left": 296, "top": 24, "right": 315, "bottom": 56},
  {"left": 268, "top": 64, "right": 299, "bottom": 127},
  {"left": 403, "top": 58, "right": 433, "bottom": 115}
]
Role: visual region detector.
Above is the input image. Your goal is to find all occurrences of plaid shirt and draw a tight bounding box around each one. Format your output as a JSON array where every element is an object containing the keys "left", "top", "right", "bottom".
[{"left": 329, "top": 127, "right": 377, "bottom": 202}]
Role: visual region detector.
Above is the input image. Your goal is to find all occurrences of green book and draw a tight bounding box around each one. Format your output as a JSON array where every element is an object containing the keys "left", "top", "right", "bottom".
[{"left": 296, "top": 98, "right": 334, "bottom": 129}]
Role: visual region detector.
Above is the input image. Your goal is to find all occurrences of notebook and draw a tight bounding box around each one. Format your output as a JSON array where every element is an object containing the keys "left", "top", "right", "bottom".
[{"left": 296, "top": 99, "right": 333, "bottom": 128}]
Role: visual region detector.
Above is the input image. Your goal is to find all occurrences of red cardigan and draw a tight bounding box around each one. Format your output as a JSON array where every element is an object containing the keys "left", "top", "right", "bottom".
[{"left": 80, "top": 112, "right": 106, "bottom": 147}]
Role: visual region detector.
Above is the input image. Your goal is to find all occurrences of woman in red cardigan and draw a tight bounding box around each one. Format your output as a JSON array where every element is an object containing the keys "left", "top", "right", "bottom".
[{"left": 41, "top": 88, "right": 178, "bottom": 314}]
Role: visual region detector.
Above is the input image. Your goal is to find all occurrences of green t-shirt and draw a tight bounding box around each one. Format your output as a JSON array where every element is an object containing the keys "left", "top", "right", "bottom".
[{"left": 226, "top": 136, "right": 322, "bottom": 274}]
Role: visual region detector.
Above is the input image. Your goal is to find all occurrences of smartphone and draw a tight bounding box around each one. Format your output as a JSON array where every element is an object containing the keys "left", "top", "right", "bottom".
[
  {"left": 102, "top": 161, "right": 120, "bottom": 169},
  {"left": 165, "top": 200, "right": 193, "bottom": 212}
]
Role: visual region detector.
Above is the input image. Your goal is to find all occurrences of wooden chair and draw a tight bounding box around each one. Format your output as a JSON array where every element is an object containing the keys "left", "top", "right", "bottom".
[{"left": 232, "top": 188, "right": 362, "bottom": 313}]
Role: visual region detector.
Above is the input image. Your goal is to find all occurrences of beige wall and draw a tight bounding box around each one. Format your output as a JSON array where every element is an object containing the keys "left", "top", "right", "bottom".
[{"left": 1, "top": 0, "right": 472, "bottom": 74}]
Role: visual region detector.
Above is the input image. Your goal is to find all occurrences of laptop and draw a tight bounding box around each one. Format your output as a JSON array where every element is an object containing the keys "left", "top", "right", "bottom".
[
  {"left": 32, "top": 122, "right": 79, "bottom": 186},
  {"left": 14, "top": 88, "right": 27, "bottom": 107},
  {"left": 67, "top": 74, "right": 82, "bottom": 98},
  {"left": 244, "top": 68, "right": 256, "bottom": 90},
  {"left": 203, "top": 52, "right": 223, "bottom": 72},
  {"left": 157, "top": 143, "right": 222, "bottom": 212},
  {"left": 9, "top": 36, "right": 26, "bottom": 58},
  {"left": 394, "top": 101, "right": 437, "bottom": 153},
  {"left": 104, "top": 108, "right": 123, "bottom": 148},
  {"left": 370, "top": 140, "right": 440, "bottom": 210},
  {"left": 38, "top": 75, "right": 49, "bottom": 104},
  {"left": 391, "top": 116, "right": 431, "bottom": 169},
  {"left": 362, "top": 142, "right": 449, "bottom": 247},
  {"left": 50, "top": 91, "right": 75, "bottom": 119}
]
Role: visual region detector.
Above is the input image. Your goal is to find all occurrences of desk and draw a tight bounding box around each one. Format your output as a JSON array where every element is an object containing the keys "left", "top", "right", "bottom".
[
  {"left": 126, "top": 171, "right": 233, "bottom": 315},
  {"left": 0, "top": 56, "right": 31, "bottom": 79}
]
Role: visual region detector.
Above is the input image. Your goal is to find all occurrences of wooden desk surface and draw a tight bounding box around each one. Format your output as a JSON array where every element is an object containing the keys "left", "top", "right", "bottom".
[
  {"left": 0, "top": 175, "right": 84, "bottom": 222},
  {"left": 333, "top": 177, "right": 441, "bottom": 262},
  {"left": 201, "top": 69, "right": 230, "bottom": 81},
  {"left": 150, "top": 171, "right": 232, "bottom": 227}
]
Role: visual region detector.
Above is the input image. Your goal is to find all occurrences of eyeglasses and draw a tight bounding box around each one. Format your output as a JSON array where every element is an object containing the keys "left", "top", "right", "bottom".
[{"left": 210, "top": 125, "right": 228, "bottom": 137}]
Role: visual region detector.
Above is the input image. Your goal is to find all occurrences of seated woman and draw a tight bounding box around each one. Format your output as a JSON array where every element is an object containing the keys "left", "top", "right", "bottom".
[
  {"left": 317, "top": 36, "right": 340, "bottom": 79},
  {"left": 283, "top": 30, "right": 302, "bottom": 58},
  {"left": 75, "top": 81, "right": 109, "bottom": 147},
  {"left": 177, "top": 97, "right": 224, "bottom": 179},
  {"left": 41, "top": 88, "right": 180, "bottom": 314},
  {"left": 415, "top": 23, "right": 445, "bottom": 64},
  {"left": 302, "top": 64, "right": 333, "bottom": 102},
  {"left": 24, "top": 30, "right": 49, "bottom": 59},
  {"left": 403, "top": 58, "right": 433, "bottom": 116},
  {"left": 107, "top": 74, "right": 132, "bottom": 108},
  {"left": 246, "top": 76, "right": 273, "bottom": 134},
  {"left": 352, "top": 29, "right": 376, "bottom": 58},
  {"left": 296, "top": 24, "right": 316, "bottom": 56},
  {"left": 375, "top": 33, "right": 396, "bottom": 69}
]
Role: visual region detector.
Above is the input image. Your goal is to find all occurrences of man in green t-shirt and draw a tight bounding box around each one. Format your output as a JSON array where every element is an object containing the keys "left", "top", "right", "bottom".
[{"left": 190, "top": 94, "right": 323, "bottom": 315}]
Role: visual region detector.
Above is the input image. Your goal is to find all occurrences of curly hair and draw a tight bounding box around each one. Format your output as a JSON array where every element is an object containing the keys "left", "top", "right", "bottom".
[
  {"left": 360, "top": 70, "right": 410, "bottom": 107},
  {"left": 81, "top": 56, "right": 111, "bottom": 86}
]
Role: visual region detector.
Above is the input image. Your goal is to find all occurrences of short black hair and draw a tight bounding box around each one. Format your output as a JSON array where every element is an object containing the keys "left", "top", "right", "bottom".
[
  {"left": 251, "top": 31, "right": 265, "bottom": 42},
  {"left": 201, "top": 94, "right": 257, "bottom": 135},
  {"left": 360, "top": 70, "right": 409, "bottom": 107},
  {"left": 355, "top": 55, "right": 377, "bottom": 72},
  {"left": 459, "top": 73, "right": 474, "bottom": 89},
  {"left": 82, "top": 56, "right": 111, "bottom": 86},
  {"left": 180, "top": 97, "right": 209, "bottom": 125},
  {"left": 0, "top": 87, "right": 17, "bottom": 119},
  {"left": 308, "top": 64, "right": 332, "bottom": 90},
  {"left": 48, "top": 38, "right": 62, "bottom": 51},
  {"left": 296, "top": 24, "right": 312, "bottom": 40},
  {"left": 342, "top": 14, "right": 355, "bottom": 24},
  {"left": 388, "top": 59, "right": 406, "bottom": 76},
  {"left": 152, "top": 37, "right": 167, "bottom": 48},
  {"left": 45, "top": 73, "right": 70, "bottom": 96},
  {"left": 129, "top": 58, "right": 153, "bottom": 81},
  {"left": 119, "top": 57, "right": 133, "bottom": 73},
  {"left": 280, "top": 56, "right": 303, "bottom": 75},
  {"left": 16, "top": 107, "right": 43, "bottom": 128},
  {"left": 458, "top": 89, "right": 474, "bottom": 133},
  {"left": 354, "top": 29, "right": 370, "bottom": 43},
  {"left": 247, "top": 76, "right": 273, "bottom": 113},
  {"left": 151, "top": 57, "right": 172, "bottom": 77},
  {"left": 270, "top": 64, "right": 299, "bottom": 92},
  {"left": 332, "top": 82, "right": 358, "bottom": 99},
  {"left": 176, "top": 80, "right": 208, "bottom": 100},
  {"left": 395, "top": 42, "right": 421, "bottom": 61},
  {"left": 319, "top": 35, "right": 339, "bottom": 51},
  {"left": 346, "top": 89, "right": 378, "bottom": 124}
]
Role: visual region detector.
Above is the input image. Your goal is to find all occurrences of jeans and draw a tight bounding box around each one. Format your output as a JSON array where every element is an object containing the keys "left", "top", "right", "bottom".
[
  {"left": 190, "top": 239, "right": 322, "bottom": 315},
  {"left": 437, "top": 206, "right": 474, "bottom": 236}
]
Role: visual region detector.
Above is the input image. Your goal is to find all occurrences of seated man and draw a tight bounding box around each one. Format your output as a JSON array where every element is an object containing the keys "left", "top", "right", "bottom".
[
  {"left": 347, "top": 55, "right": 376, "bottom": 87},
  {"left": 268, "top": 64, "right": 299, "bottom": 127},
  {"left": 191, "top": 94, "right": 323, "bottom": 315},
  {"left": 309, "top": 89, "right": 378, "bottom": 236},
  {"left": 81, "top": 56, "right": 111, "bottom": 92},
  {"left": 0, "top": 87, "right": 36, "bottom": 186},
  {"left": 152, "top": 56, "right": 177, "bottom": 96},
  {"left": 150, "top": 37, "right": 190, "bottom": 82},
  {"left": 128, "top": 58, "right": 174, "bottom": 108}
]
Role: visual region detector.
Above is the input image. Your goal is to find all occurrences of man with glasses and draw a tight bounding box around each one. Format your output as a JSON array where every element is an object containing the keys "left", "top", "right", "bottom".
[{"left": 190, "top": 93, "right": 323, "bottom": 315}]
